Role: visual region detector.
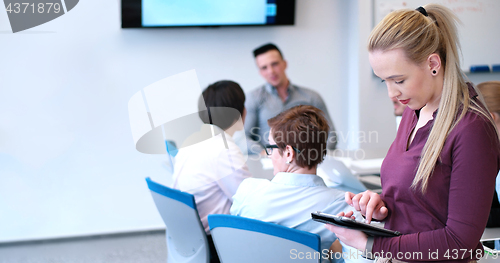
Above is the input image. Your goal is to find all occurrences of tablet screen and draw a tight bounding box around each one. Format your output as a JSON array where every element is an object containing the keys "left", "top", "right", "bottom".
[{"left": 311, "top": 211, "right": 401, "bottom": 237}]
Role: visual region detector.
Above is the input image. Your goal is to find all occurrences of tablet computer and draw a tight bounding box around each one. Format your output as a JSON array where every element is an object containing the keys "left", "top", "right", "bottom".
[{"left": 311, "top": 211, "right": 401, "bottom": 237}]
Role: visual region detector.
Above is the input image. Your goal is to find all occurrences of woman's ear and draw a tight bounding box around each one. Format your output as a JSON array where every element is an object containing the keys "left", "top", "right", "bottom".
[
  {"left": 428, "top": 53, "right": 442, "bottom": 76},
  {"left": 242, "top": 108, "right": 247, "bottom": 123}
]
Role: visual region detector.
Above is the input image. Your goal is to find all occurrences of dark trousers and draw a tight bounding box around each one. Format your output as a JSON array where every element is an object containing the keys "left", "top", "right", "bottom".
[
  {"left": 207, "top": 234, "right": 220, "bottom": 263},
  {"left": 487, "top": 191, "right": 500, "bottom": 227}
]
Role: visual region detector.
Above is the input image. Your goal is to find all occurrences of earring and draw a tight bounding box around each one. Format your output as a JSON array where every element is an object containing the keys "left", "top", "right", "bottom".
[
  {"left": 285, "top": 161, "right": 291, "bottom": 164},
  {"left": 432, "top": 70, "right": 437, "bottom": 75}
]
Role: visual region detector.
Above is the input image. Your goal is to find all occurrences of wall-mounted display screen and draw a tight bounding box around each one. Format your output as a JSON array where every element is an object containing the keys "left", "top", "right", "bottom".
[{"left": 122, "top": 0, "right": 295, "bottom": 28}]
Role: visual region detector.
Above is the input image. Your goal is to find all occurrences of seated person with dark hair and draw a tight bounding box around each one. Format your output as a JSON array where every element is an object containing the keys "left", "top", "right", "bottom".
[
  {"left": 172, "top": 80, "right": 251, "bottom": 262},
  {"left": 231, "top": 105, "right": 366, "bottom": 263},
  {"left": 244, "top": 43, "right": 337, "bottom": 155},
  {"left": 477, "top": 81, "right": 500, "bottom": 250}
]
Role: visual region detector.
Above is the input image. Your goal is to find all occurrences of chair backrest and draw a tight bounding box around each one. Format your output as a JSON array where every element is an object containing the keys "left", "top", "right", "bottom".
[
  {"left": 165, "top": 140, "right": 179, "bottom": 157},
  {"left": 146, "top": 177, "right": 209, "bottom": 263},
  {"left": 208, "top": 214, "right": 321, "bottom": 263}
]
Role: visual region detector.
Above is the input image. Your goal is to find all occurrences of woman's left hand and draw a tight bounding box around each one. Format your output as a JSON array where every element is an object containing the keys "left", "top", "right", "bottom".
[{"left": 324, "top": 211, "right": 368, "bottom": 250}]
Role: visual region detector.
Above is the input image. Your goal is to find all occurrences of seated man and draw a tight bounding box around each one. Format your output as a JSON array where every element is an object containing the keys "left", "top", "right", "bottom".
[
  {"left": 390, "top": 96, "right": 407, "bottom": 130},
  {"left": 231, "top": 106, "right": 367, "bottom": 263},
  {"left": 244, "top": 43, "right": 337, "bottom": 155},
  {"left": 477, "top": 81, "right": 500, "bottom": 251}
]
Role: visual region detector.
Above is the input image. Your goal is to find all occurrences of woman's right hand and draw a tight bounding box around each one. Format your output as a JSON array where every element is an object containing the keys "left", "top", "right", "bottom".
[{"left": 345, "top": 190, "right": 388, "bottom": 223}]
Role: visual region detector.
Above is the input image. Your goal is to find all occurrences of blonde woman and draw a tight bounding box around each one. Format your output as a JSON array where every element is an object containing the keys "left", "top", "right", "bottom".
[{"left": 326, "top": 5, "right": 500, "bottom": 262}]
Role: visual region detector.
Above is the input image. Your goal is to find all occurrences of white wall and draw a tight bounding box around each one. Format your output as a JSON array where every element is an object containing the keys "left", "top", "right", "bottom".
[{"left": 356, "top": 0, "right": 397, "bottom": 158}]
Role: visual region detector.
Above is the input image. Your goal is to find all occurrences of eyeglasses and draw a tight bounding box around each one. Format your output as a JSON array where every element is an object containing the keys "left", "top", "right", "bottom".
[
  {"left": 264, "top": 144, "right": 279, "bottom": 155},
  {"left": 264, "top": 144, "right": 301, "bottom": 156}
]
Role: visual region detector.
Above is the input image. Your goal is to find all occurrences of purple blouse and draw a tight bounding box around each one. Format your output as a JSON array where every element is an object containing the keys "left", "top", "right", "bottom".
[{"left": 374, "top": 86, "right": 500, "bottom": 262}]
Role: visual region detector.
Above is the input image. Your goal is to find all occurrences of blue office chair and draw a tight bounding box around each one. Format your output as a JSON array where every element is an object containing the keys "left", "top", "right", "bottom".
[
  {"left": 208, "top": 214, "right": 321, "bottom": 263},
  {"left": 146, "top": 177, "right": 209, "bottom": 263},
  {"left": 165, "top": 140, "right": 179, "bottom": 157}
]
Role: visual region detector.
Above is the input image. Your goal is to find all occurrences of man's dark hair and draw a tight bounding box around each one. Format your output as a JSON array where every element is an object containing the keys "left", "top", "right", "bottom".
[
  {"left": 253, "top": 43, "right": 283, "bottom": 59},
  {"left": 198, "top": 80, "right": 245, "bottom": 130}
]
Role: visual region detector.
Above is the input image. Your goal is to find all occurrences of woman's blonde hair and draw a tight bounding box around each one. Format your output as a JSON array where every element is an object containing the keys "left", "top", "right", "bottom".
[{"left": 368, "top": 4, "right": 493, "bottom": 193}]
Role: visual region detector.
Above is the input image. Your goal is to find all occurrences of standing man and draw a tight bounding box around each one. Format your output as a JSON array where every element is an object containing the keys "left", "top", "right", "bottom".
[
  {"left": 244, "top": 43, "right": 337, "bottom": 155},
  {"left": 391, "top": 96, "right": 406, "bottom": 117},
  {"left": 390, "top": 96, "right": 407, "bottom": 130}
]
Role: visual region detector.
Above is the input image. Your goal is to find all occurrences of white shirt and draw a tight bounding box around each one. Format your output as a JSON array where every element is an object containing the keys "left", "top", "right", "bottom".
[
  {"left": 231, "top": 173, "right": 371, "bottom": 263},
  {"left": 395, "top": 116, "right": 403, "bottom": 131},
  {"left": 173, "top": 124, "right": 251, "bottom": 234}
]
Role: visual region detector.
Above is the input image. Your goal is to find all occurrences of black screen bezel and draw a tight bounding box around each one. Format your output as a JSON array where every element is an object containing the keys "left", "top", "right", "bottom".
[{"left": 121, "top": 0, "right": 295, "bottom": 28}]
